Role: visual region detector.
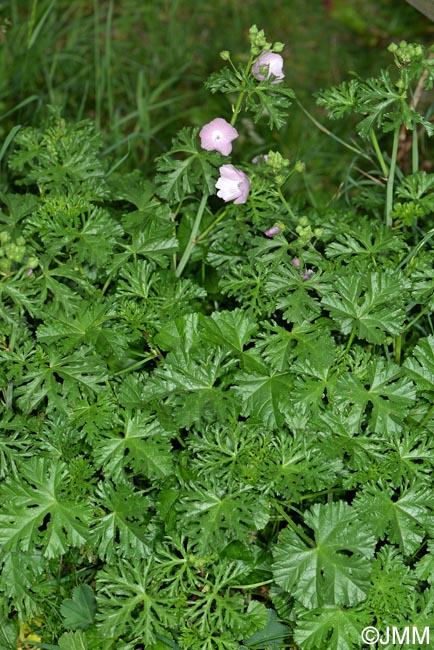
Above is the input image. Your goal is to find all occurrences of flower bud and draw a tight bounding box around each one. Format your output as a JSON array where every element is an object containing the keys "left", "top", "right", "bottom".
[{"left": 264, "top": 225, "right": 282, "bottom": 237}]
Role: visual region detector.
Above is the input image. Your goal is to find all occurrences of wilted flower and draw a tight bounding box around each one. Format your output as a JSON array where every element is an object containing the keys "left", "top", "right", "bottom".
[
  {"left": 302, "top": 269, "right": 314, "bottom": 281},
  {"left": 252, "top": 51, "right": 284, "bottom": 83},
  {"left": 199, "top": 118, "right": 239, "bottom": 156},
  {"left": 215, "top": 165, "right": 250, "bottom": 204}
]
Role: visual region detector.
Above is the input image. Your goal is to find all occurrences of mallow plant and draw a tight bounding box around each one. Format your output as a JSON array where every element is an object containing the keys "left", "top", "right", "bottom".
[{"left": 1, "top": 25, "right": 434, "bottom": 650}]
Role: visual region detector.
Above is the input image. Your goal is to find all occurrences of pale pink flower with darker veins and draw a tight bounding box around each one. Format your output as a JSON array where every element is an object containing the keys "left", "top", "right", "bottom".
[
  {"left": 215, "top": 165, "right": 250, "bottom": 204},
  {"left": 199, "top": 118, "right": 239, "bottom": 156},
  {"left": 253, "top": 52, "right": 285, "bottom": 84}
]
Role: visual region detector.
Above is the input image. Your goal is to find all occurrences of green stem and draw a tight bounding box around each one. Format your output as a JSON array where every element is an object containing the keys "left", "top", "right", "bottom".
[
  {"left": 396, "top": 227, "right": 434, "bottom": 271},
  {"left": 394, "top": 334, "right": 402, "bottom": 365},
  {"left": 175, "top": 192, "right": 208, "bottom": 278},
  {"left": 273, "top": 501, "right": 314, "bottom": 547},
  {"left": 277, "top": 186, "right": 296, "bottom": 219},
  {"left": 403, "top": 304, "right": 431, "bottom": 333},
  {"left": 231, "top": 579, "right": 274, "bottom": 590},
  {"left": 385, "top": 126, "right": 400, "bottom": 227},
  {"left": 412, "top": 125, "right": 419, "bottom": 174},
  {"left": 417, "top": 403, "right": 434, "bottom": 431},
  {"left": 370, "top": 129, "right": 389, "bottom": 178},
  {"left": 230, "top": 54, "right": 254, "bottom": 127},
  {"left": 295, "top": 98, "right": 372, "bottom": 161},
  {"left": 196, "top": 208, "right": 228, "bottom": 243},
  {"left": 113, "top": 354, "right": 158, "bottom": 376},
  {"left": 345, "top": 325, "right": 357, "bottom": 354}
]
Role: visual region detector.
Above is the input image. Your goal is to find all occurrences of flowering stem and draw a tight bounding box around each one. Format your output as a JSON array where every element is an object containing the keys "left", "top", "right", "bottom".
[
  {"left": 230, "top": 55, "right": 254, "bottom": 127},
  {"left": 385, "top": 126, "right": 400, "bottom": 227},
  {"left": 175, "top": 192, "right": 208, "bottom": 278},
  {"left": 196, "top": 208, "right": 228, "bottom": 243},
  {"left": 277, "top": 186, "right": 296, "bottom": 219},
  {"left": 370, "top": 129, "right": 389, "bottom": 178},
  {"left": 296, "top": 98, "right": 372, "bottom": 161}
]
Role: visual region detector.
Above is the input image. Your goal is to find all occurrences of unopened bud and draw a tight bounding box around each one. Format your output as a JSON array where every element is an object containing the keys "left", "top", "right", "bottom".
[{"left": 265, "top": 225, "right": 282, "bottom": 237}]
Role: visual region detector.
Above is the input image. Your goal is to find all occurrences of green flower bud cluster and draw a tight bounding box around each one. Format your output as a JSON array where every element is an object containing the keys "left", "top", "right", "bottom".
[
  {"left": 0, "top": 230, "right": 38, "bottom": 273},
  {"left": 295, "top": 216, "right": 323, "bottom": 247},
  {"left": 388, "top": 41, "right": 424, "bottom": 68},
  {"left": 249, "top": 24, "right": 284, "bottom": 57},
  {"left": 266, "top": 150, "right": 290, "bottom": 185}
]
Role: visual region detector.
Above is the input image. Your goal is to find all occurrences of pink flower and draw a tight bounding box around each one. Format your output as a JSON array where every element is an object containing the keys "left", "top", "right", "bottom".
[
  {"left": 252, "top": 52, "right": 285, "bottom": 84},
  {"left": 302, "top": 269, "right": 314, "bottom": 281},
  {"left": 291, "top": 258, "right": 300, "bottom": 267},
  {"left": 199, "top": 118, "right": 239, "bottom": 156},
  {"left": 265, "top": 225, "right": 281, "bottom": 237},
  {"left": 215, "top": 165, "right": 250, "bottom": 204}
]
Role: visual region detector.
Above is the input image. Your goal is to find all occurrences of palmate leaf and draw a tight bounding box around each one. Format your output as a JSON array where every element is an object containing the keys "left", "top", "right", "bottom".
[
  {"left": 92, "top": 412, "right": 173, "bottom": 482},
  {"left": 60, "top": 584, "right": 97, "bottom": 630},
  {"left": 91, "top": 480, "right": 153, "bottom": 561},
  {"left": 321, "top": 271, "right": 407, "bottom": 343},
  {"left": 266, "top": 265, "right": 323, "bottom": 324},
  {"left": 96, "top": 558, "right": 177, "bottom": 646},
  {"left": 36, "top": 299, "right": 127, "bottom": 358},
  {"left": 353, "top": 481, "right": 434, "bottom": 556},
  {"left": 272, "top": 501, "right": 376, "bottom": 609},
  {"left": 404, "top": 335, "right": 434, "bottom": 393},
  {"left": 15, "top": 345, "right": 109, "bottom": 413},
  {"left": 333, "top": 358, "right": 416, "bottom": 435},
  {"left": 73, "top": 206, "right": 123, "bottom": 268},
  {"left": 245, "top": 83, "right": 294, "bottom": 130},
  {"left": 324, "top": 221, "right": 406, "bottom": 265},
  {"left": 0, "top": 550, "right": 46, "bottom": 618},
  {"left": 9, "top": 109, "right": 108, "bottom": 198},
  {"left": 155, "top": 127, "right": 220, "bottom": 202},
  {"left": 179, "top": 479, "right": 270, "bottom": 553},
  {"left": 58, "top": 631, "right": 88, "bottom": 650},
  {"left": 415, "top": 541, "right": 434, "bottom": 585},
  {"left": 293, "top": 604, "right": 370, "bottom": 650},
  {"left": 0, "top": 458, "right": 91, "bottom": 558},
  {"left": 266, "top": 430, "right": 343, "bottom": 500},
  {"left": 366, "top": 546, "right": 417, "bottom": 623},
  {"left": 233, "top": 353, "right": 293, "bottom": 429},
  {"left": 129, "top": 346, "right": 235, "bottom": 428},
  {"left": 316, "top": 79, "right": 359, "bottom": 120},
  {"left": 355, "top": 70, "right": 406, "bottom": 138},
  {"left": 184, "top": 570, "right": 269, "bottom": 646},
  {"left": 202, "top": 308, "right": 258, "bottom": 354}
]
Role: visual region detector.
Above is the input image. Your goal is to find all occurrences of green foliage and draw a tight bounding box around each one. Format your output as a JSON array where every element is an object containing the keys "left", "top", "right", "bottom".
[
  {"left": 60, "top": 585, "right": 97, "bottom": 631},
  {"left": 1, "top": 22, "right": 434, "bottom": 650}
]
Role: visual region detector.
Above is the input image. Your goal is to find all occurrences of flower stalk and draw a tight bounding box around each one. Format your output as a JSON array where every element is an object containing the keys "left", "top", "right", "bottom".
[{"left": 175, "top": 192, "right": 208, "bottom": 278}]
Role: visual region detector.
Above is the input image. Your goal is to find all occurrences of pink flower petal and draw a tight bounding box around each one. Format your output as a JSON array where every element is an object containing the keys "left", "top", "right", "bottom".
[
  {"left": 253, "top": 52, "right": 285, "bottom": 84},
  {"left": 215, "top": 164, "right": 250, "bottom": 204},
  {"left": 199, "top": 118, "right": 239, "bottom": 155}
]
